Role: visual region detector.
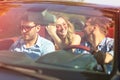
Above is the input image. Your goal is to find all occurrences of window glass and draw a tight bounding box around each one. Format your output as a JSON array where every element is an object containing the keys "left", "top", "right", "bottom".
[{"left": 0, "top": 3, "right": 115, "bottom": 75}]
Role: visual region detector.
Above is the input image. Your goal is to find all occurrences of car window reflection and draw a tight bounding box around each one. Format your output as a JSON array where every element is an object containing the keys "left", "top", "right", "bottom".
[{"left": 0, "top": 4, "right": 115, "bottom": 75}]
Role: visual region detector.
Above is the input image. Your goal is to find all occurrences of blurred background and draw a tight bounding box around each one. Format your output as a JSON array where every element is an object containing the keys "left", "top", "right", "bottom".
[{"left": 0, "top": 0, "right": 119, "bottom": 6}]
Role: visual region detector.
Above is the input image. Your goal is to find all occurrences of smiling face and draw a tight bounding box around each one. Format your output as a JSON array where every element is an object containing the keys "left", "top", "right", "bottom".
[{"left": 56, "top": 17, "right": 68, "bottom": 38}]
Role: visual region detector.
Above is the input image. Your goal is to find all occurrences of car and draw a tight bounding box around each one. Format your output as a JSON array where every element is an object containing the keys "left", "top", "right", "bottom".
[{"left": 0, "top": 0, "right": 119, "bottom": 80}]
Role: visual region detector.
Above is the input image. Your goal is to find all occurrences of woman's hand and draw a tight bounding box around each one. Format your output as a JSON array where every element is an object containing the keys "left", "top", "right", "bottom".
[
  {"left": 46, "top": 24, "right": 57, "bottom": 36},
  {"left": 46, "top": 24, "right": 62, "bottom": 49}
]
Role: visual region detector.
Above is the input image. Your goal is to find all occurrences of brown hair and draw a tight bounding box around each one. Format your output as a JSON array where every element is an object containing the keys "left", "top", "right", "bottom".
[{"left": 87, "top": 17, "right": 112, "bottom": 35}]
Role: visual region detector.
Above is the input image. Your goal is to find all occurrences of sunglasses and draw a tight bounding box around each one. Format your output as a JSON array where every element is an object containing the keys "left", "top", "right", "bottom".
[{"left": 20, "top": 25, "right": 36, "bottom": 32}]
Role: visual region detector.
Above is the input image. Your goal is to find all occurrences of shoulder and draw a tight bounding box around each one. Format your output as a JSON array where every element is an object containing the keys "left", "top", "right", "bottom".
[
  {"left": 105, "top": 37, "right": 114, "bottom": 43},
  {"left": 72, "top": 33, "right": 81, "bottom": 40},
  {"left": 37, "top": 35, "right": 54, "bottom": 45},
  {"left": 37, "top": 36, "right": 55, "bottom": 51},
  {"left": 9, "top": 37, "right": 23, "bottom": 50},
  {"left": 12, "top": 37, "right": 23, "bottom": 45},
  {"left": 100, "top": 37, "right": 114, "bottom": 47}
]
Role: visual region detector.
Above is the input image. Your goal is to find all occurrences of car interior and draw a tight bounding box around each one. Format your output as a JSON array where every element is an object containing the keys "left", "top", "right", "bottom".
[{"left": 0, "top": 3, "right": 115, "bottom": 79}]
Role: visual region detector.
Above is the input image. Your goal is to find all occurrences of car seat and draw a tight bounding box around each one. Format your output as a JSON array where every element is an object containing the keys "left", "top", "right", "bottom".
[{"left": 0, "top": 39, "right": 14, "bottom": 50}]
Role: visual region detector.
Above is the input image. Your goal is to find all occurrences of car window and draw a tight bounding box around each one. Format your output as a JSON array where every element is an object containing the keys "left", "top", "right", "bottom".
[{"left": 0, "top": 2, "right": 115, "bottom": 76}]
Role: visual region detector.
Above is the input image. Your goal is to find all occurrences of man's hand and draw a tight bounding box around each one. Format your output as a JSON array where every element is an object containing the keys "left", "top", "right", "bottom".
[{"left": 93, "top": 51, "right": 106, "bottom": 65}]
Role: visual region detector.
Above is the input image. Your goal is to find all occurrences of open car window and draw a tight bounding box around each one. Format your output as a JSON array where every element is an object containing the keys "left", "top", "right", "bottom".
[{"left": 0, "top": 2, "right": 115, "bottom": 77}]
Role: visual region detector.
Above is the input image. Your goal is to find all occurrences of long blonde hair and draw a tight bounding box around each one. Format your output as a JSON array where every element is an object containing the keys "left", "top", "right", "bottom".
[{"left": 56, "top": 15, "right": 75, "bottom": 48}]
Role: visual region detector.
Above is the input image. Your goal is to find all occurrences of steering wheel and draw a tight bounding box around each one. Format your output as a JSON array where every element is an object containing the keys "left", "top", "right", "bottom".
[{"left": 64, "top": 45, "right": 90, "bottom": 52}]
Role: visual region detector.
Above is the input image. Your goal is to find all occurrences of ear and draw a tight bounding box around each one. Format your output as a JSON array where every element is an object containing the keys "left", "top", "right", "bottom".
[{"left": 36, "top": 25, "right": 41, "bottom": 32}]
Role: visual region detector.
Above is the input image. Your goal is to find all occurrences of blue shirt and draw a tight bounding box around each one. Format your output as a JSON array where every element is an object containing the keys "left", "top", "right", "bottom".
[
  {"left": 97, "top": 37, "right": 114, "bottom": 56},
  {"left": 75, "top": 37, "right": 114, "bottom": 55},
  {"left": 74, "top": 37, "right": 114, "bottom": 74},
  {"left": 10, "top": 35, "right": 55, "bottom": 60},
  {"left": 97, "top": 37, "right": 114, "bottom": 74}
]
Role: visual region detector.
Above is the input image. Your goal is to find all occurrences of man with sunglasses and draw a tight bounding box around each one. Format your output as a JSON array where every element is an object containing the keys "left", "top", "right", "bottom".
[{"left": 10, "top": 20, "right": 55, "bottom": 60}]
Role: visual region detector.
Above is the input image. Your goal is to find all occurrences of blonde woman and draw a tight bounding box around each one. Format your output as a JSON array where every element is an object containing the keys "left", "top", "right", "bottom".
[{"left": 46, "top": 16, "right": 81, "bottom": 51}]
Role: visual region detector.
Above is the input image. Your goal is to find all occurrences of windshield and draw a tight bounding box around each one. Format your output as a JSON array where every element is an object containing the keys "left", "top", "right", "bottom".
[{"left": 0, "top": 2, "right": 115, "bottom": 76}]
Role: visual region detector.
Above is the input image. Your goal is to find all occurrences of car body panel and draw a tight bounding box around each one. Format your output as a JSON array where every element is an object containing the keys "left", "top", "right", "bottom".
[{"left": 0, "top": 1, "right": 119, "bottom": 80}]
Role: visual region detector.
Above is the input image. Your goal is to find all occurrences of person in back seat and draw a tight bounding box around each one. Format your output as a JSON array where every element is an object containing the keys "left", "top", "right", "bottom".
[
  {"left": 10, "top": 20, "right": 55, "bottom": 60},
  {"left": 46, "top": 15, "right": 81, "bottom": 52}
]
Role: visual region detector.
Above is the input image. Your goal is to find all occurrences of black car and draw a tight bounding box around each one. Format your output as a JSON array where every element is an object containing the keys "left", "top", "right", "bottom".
[{"left": 0, "top": 1, "right": 119, "bottom": 80}]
